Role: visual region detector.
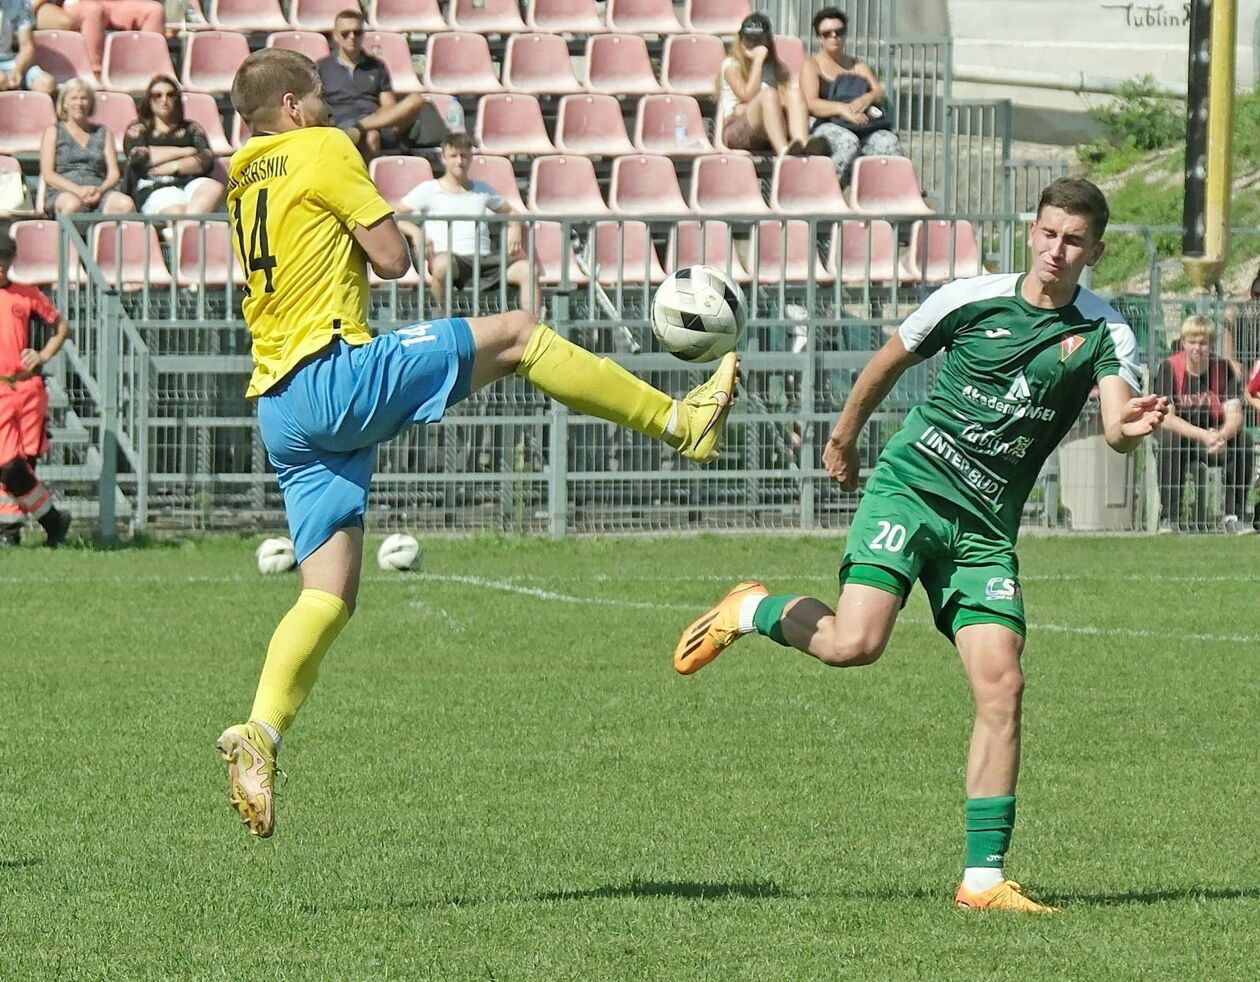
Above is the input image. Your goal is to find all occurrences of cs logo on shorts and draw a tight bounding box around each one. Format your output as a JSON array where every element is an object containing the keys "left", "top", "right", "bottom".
[{"left": 985, "top": 577, "right": 1021, "bottom": 601}]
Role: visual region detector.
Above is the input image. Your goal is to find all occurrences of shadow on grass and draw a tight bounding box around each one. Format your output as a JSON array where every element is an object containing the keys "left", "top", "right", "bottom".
[
  {"left": 1050, "top": 886, "right": 1260, "bottom": 907},
  {"left": 535, "top": 879, "right": 793, "bottom": 902},
  {"left": 0, "top": 858, "right": 40, "bottom": 870}
]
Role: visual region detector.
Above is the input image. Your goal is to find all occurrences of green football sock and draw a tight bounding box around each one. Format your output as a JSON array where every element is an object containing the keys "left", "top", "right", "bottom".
[
  {"left": 751, "top": 594, "right": 798, "bottom": 647},
  {"left": 964, "top": 795, "right": 1017, "bottom": 869}
]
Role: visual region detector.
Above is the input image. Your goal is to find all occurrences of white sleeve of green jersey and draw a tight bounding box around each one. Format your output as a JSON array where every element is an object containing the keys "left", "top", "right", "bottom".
[
  {"left": 897, "top": 273, "right": 1019, "bottom": 356},
  {"left": 1076, "top": 290, "right": 1142, "bottom": 390}
]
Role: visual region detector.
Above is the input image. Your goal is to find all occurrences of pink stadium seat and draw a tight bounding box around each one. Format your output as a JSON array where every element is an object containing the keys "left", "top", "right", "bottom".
[
  {"left": 849, "top": 156, "right": 933, "bottom": 216},
  {"left": 231, "top": 112, "right": 252, "bottom": 147},
  {"left": 175, "top": 221, "right": 244, "bottom": 287},
  {"left": 102, "top": 32, "right": 176, "bottom": 92},
  {"left": 660, "top": 34, "right": 726, "bottom": 98},
  {"left": 592, "top": 221, "right": 666, "bottom": 284},
  {"left": 554, "top": 94, "right": 635, "bottom": 157},
  {"left": 683, "top": 0, "right": 752, "bottom": 34},
  {"left": 0, "top": 91, "right": 56, "bottom": 155},
  {"left": 770, "top": 155, "right": 851, "bottom": 215},
  {"left": 503, "top": 33, "right": 584, "bottom": 96},
  {"left": 288, "top": 0, "right": 346, "bottom": 32},
  {"left": 668, "top": 220, "right": 750, "bottom": 282},
  {"left": 633, "top": 94, "right": 713, "bottom": 156},
  {"left": 528, "top": 155, "right": 608, "bottom": 215},
  {"left": 585, "top": 34, "right": 662, "bottom": 96},
  {"left": 208, "top": 0, "right": 289, "bottom": 32},
  {"left": 182, "top": 92, "right": 234, "bottom": 155},
  {"left": 180, "top": 31, "right": 250, "bottom": 94},
  {"left": 825, "top": 219, "right": 898, "bottom": 284},
  {"left": 265, "top": 31, "right": 331, "bottom": 60},
  {"left": 8, "top": 221, "right": 65, "bottom": 286},
  {"left": 475, "top": 94, "right": 556, "bottom": 157},
  {"left": 606, "top": 0, "right": 683, "bottom": 34},
  {"left": 526, "top": 0, "right": 606, "bottom": 34},
  {"left": 690, "top": 155, "right": 768, "bottom": 215},
  {"left": 368, "top": 0, "right": 448, "bottom": 34},
  {"left": 369, "top": 155, "right": 435, "bottom": 204},
  {"left": 94, "top": 221, "right": 173, "bottom": 288},
  {"left": 362, "top": 31, "right": 423, "bottom": 93},
  {"left": 902, "top": 219, "right": 983, "bottom": 284},
  {"left": 423, "top": 33, "right": 502, "bottom": 94},
  {"left": 32, "top": 31, "right": 97, "bottom": 86},
  {"left": 750, "top": 220, "right": 832, "bottom": 285},
  {"left": 91, "top": 90, "right": 139, "bottom": 148},
  {"left": 531, "top": 221, "right": 589, "bottom": 286},
  {"left": 448, "top": 0, "right": 527, "bottom": 35},
  {"left": 774, "top": 35, "right": 805, "bottom": 80},
  {"left": 468, "top": 154, "right": 526, "bottom": 212},
  {"left": 608, "top": 154, "right": 687, "bottom": 215}
]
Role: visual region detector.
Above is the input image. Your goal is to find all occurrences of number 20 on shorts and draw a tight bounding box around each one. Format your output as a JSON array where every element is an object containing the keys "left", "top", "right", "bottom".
[{"left": 870, "top": 521, "right": 906, "bottom": 552}]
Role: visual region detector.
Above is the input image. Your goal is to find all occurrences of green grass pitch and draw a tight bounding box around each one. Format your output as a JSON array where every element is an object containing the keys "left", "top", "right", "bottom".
[{"left": 3, "top": 533, "right": 1259, "bottom": 979}]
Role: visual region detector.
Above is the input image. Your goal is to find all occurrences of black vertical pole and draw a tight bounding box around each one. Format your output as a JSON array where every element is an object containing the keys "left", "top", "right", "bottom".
[{"left": 1182, "top": 0, "right": 1211, "bottom": 258}]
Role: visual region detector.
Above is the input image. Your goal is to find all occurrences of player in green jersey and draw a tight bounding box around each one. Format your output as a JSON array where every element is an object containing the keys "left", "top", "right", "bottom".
[{"left": 674, "top": 178, "right": 1168, "bottom": 913}]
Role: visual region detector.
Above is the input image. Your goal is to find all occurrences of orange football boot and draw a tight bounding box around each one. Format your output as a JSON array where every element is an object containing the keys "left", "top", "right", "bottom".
[
  {"left": 954, "top": 880, "right": 1061, "bottom": 914},
  {"left": 674, "top": 580, "right": 768, "bottom": 675}
]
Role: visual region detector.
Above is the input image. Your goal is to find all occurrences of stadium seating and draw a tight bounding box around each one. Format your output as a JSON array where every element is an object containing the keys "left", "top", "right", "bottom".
[
  {"left": 369, "top": 155, "right": 435, "bottom": 204},
  {"left": 531, "top": 221, "right": 589, "bottom": 285},
  {"left": 849, "top": 155, "right": 933, "bottom": 216},
  {"left": 660, "top": 35, "right": 726, "bottom": 98},
  {"left": 0, "top": 91, "right": 56, "bottom": 155},
  {"left": 182, "top": 92, "right": 235, "bottom": 155},
  {"left": 180, "top": 31, "right": 251, "bottom": 94},
  {"left": 448, "top": 0, "right": 527, "bottom": 35},
  {"left": 554, "top": 94, "right": 635, "bottom": 156},
  {"left": 423, "top": 33, "right": 503, "bottom": 94},
  {"left": 231, "top": 113, "right": 252, "bottom": 147},
  {"left": 770, "top": 155, "right": 851, "bottom": 215},
  {"left": 175, "top": 220, "right": 244, "bottom": 287},
  {"left": 368, "top": 0, "right": 448, "bottom": 34},
  {"left": 264, "top": 31, "right": 331, "bottom": 60},
  {"left": 592, "top": 221, "right": 667, "bottom": 284},
  {"left": 608, "top": 155, "right": 687, "bottom": 215},
  {"left": 208, "top": 0, "right": 289, "bottom": 32},
  {"left": 750, "top": 220, "right": 833, "bottom": 284},
  {"left": 91, "top": 90, "right": 139, "bottom": 147},
  {"left": 667, "top": 220, "right": 751, "bottom": 282},
  {"left": 825, "top": 219, "right": 898, "bottom": 284},
  {"left": 93, "top": 221, "right": 173, "bottom": 289},
  {"left": 528, "top": 155, "right": 608, "bottom": 215},
  {"left": 7, "top": 221, "right": 62, "bottom": 285},
  {"left": 633, "top": 94, "right": 713, "bottom": 156},
  {"left": 690, "top": 155, "right": 769, "bottom": 215},
  {"left": 475, "top": 94, "right": 556, "bottom": 156},
  {"left": 902, "top": 219, "right": 983, "bottom": 283},
  {"left": 683, "top": 0, "right": 753, "bottom": 34},
  {"left": 774, "top": 35, "right": 806, "bottom": 80},
  {"left": 606, "top": 0, "right": 684, "bottom": 35},
  {"left": 102, "top": 32, "right": 177, "bottom": 92},
  {"left": 468, "top": 154, "right": 526, "bottom": 211},
  {"left": 585, "top": 34, "right": 662, "bottom": 96},
  {"left": 526, "top": 0, "right": 607, "bottom": 34},
  {"left": 503, "top": 33, "right": 584, "bottom": 95},
  {"left": 288, "top": 0, "right": 345, "bottom": 32},
  {"left": 33, "top": 31, "right": 98, "bottom": 87},
  {"left": 362, "top": 31, "right": 423, "bottom": 93}
]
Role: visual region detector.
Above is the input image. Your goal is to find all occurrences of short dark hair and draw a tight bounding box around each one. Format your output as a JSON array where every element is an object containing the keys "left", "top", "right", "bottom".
[
  {"left": 1036, "top": 177, "right": 1110, "bottom": 241},
  {"left": 441, "top": 131, "right": 475, "bottom": 154},
  {"left": 334, "top": 8, "right": 365, "bottom": 25},
  {"left": 231, "top": 48, "right": 321, "bottom": 129},
  {"left": 812, "top": 7, "right": 848, "bottom": 35}
]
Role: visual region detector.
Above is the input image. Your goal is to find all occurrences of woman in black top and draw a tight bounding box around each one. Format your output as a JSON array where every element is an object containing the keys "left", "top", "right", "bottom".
[{"left": 123, "top": 74, "right": 224, "bottom": 216}]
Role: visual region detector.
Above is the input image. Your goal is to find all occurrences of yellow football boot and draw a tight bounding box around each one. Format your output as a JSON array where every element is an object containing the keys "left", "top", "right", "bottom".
[
  {"left": 669, "top": 352, "right": 739, "bottom": 463},
  {"left": 674, "top": 580, "right": 768, "bottom": 675},
  {"left": 954, "top": 880, "right": 1061, "bottom": 914},
  {"left": 216, "top": 722, "right": 278, "bottom": 839}
]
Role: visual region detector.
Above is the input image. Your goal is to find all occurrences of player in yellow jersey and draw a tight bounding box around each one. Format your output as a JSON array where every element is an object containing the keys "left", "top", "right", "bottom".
[{"left": 214, "top": 49, "right": 739, "bottom": 838}]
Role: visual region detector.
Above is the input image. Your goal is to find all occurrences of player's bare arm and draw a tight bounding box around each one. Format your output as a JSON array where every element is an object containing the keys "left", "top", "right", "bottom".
[
  {"left": 20, "top": 316, "right": 70, "bottom": 372},
  {"left": 1099, "top": 375, "right": 1167, "bottom": 453},
  {"left": 823, "top": 334, "right": 923, "bottom": 489},
  {"left": 351, "top": 213, "right": 410, "bottom": 279}
]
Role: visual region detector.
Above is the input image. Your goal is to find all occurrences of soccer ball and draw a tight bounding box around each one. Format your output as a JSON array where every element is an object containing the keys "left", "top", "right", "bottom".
[
  {"left": 256, "top": 537, "right": 296, "bottom": 575},
  {"left": 377, "top": 533, "right": 421, "bottom": 572},
  {"left": 651, "top": 265, "right": 746, "bottom": 363}
]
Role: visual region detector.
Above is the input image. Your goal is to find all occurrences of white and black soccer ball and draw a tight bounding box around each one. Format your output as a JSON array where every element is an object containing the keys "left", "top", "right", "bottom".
[
  {"left": 256, "top": 537, "right": 296, "bottom": 575},
  {"left": 651, "top": 264, "right": 747, "bottom": 363},
  {"left": 377, "top": 532, "right": 421, "bottom": 572}
]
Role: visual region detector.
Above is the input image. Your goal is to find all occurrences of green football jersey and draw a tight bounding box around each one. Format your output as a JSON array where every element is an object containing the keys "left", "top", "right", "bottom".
[{"left": 869, "top": 272, "right": 1141, "bottom": 541}]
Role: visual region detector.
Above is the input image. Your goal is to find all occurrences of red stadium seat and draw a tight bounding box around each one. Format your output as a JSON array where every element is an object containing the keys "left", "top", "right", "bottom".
[
  {"left": 606, "top": 0, "right": 683, "bottom": 34},
  {"left": 554, "top": 94, "right": 635, "bottom": 157},
  {"left": 448, "top": 0, "right": 527, "bottom": 35},
  {"left": 774, "top": 35, "right": 805, "bottom": 80},
  {"left": 585, "top": 34, "right": 662, "bottom": 96},
  {"left": 825, "top": 219, "right": 898, "bottom": 284},
  {"left": 667, "top": 219, "right": 750, "bottom": 282},
  {"left": 208, "top": 0, "right": 289, "bottom": 32},
  {"left": 526, "top": 0, "right": 606, "bottom": 35},
  {"left": 231, "top": 112, "right": 252, "bottom": 147},
  {"left": 367, "top": 0, "right": 448, "bottom": 33},
  {"left": 633, "top": 94, "right": 713, "bottom": 156},
  {"left": 90, "top": 90, "right": 139, "bottom": 148},
  {"left": 423, "top": 33, "right": 502, "bottom": 94},
  {"left": 468, "top": 154, "right": 526, "bottom": 212},
  {"left": 180, "top": 31, "right": 250, "bottom": 94},
  {"left": 288, "top": 0, "right": 346, "bottom": 32},
  {"left": 660, "top": 34, "right": 726, "bottom": 98},
  {"left": 32, "top": 30, "right": 98, "bottom": 86},
  {"left": 369, "top": 155, "right": 435, "bottom": 204},
  {"left": 528, "top": 155, "right": 608, "bottom": 215},
  {"left": 175, "top": 220, "right": 245, "bottom": 287},
  {"left": 93, "top": 221, "right": 173, "bottom": 288},
  {"left": 683, "top": 0, "right": 752, "bottom": 34},
  {"left": 531, "top": 220, "right": 589, "bottom": 286},
  {"left": 475, "top": 94, "right": 556, "bottom": 157},
  {"left": 8, "top": 221, "right": 65, "bottom": 286},
  {"left": 362, "top": 31, "right": 423, "bottom": 93},
  {"left": 0, "top": 91, "right": 56, "bottom": 155},
  {"left": 102, "top": 32, "right": 176, "bottom": 92},
  {"left": 503, "top": 33, "right": 584, "bottom": 96},
  {"left": 849, "top": 156, "right": 933, "bottom": 216},
  {"left": 265, "top": 31, "right": 331, "bottom": 61},
  {"left": 902, "top": 219, "right": 983, "bottom": 284},
  {"left": 608, "top": 154, "right": 687, "bottom": 215},
  {"left": 592, "top": 220, "right": 667, "bottom": 284},
  {"left": 770, "top": 155, "right": 851, "bottom": 215},
  {"left": 182, "top": 92, "right": 234, "bottom": 155},
  {"left": 750, "top": 220, "right": 832, "bottom": 284},
  {"left": 689, "top": 154, "right": 768, "bottom": 215}
]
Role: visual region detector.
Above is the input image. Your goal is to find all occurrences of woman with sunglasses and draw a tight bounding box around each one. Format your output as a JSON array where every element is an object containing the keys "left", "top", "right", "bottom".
[
  {"left": 716, "top": 12, "right": 816, "bottom": 156},
  {"left": 123, "top": 74, "right": 225, "bottom": 216},
  {"left": 799, "top": 7, "right": 904, "bottom": 185}
]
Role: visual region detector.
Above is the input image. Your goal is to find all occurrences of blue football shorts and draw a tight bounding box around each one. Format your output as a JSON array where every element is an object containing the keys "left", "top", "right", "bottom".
[{"left": 256, "top": 319, "right": 476, "bottom": 562}]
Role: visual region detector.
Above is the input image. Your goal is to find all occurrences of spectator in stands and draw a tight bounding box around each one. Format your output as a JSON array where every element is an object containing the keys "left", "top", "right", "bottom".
[
  {"left": 799, "top": 6, "right": 904, "bottom": 186},
  {"left": 716, "top": 12, "right": 816, "bottom": 156},
  {"left": 1222, "top": 266, "right": 1260, "bottom": 379},
  {"left": 1, "top": 0, "right": 56, "bottom": 95},
  {"left": 319, "top": 7, "right": 438, "bottom": 162},
  {"left": 123, "top": 74, "right": 223, "bottom": 216},
  {"left": 1154, "top": 313, "right": 1256, "bottom": 534},
  {"left": 32, "top": 0, "right": 165, "bottom": 76},
  {"left": 40, "top": 79, "right": 135, "bottom": 216},
  {"left": 392, "top": 132, "right": 537, "bottom": 318}
]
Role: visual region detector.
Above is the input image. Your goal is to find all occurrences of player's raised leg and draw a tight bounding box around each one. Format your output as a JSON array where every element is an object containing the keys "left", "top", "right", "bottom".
[{"left": 466, "top": 310, "right": 738, "bottom": 463}]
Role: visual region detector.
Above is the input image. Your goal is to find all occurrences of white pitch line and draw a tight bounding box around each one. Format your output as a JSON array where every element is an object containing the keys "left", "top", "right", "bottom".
[{"left": 416, "top": 572, "right": 698, "bottom": 611}]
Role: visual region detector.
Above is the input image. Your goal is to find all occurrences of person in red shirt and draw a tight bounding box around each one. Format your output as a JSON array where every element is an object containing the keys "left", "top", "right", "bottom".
[{"left": 0, "top": 226, "right": 72, "bottom": 547}]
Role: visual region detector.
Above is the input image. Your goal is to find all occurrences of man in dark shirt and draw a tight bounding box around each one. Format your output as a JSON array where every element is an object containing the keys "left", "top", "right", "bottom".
[{"left": 1154, "top": 314, "right": 1256, "bottom": 533}]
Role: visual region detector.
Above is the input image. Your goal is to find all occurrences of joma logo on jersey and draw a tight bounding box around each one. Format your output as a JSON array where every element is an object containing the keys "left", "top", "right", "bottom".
[
  {"left": 1060, "top": 334, "right": 1085, "bottom": 361},
  {"left": 985, "top": 577, "right": 1021, "bottom": 601}
]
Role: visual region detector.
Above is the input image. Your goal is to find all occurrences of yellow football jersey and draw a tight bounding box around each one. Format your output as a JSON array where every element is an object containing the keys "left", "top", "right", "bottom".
[{"left": 227, "top": 127, "right": 395, "bottom": 397}]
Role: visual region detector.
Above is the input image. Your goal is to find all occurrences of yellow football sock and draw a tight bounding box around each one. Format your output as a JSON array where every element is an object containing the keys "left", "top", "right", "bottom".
[
  {"left": 515, "top": 324, "right": 677, "bottom": 441},
  {"left": 250, "top": 589, "right": 349, "bottom": 733}
]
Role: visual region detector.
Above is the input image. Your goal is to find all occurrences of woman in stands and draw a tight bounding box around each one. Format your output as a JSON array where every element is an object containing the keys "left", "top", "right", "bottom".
[
  {"left": 716, "top": 12, "right": 816, "bottom": 156},
  {"left": 123, "top": 74, "right": 224, "bottom": 217},
  {"left": 39, "top": 79, "right": 135, "bottom": 216},
  {"left": 799, "top": 6, "right": 904, "bottom": 185}
]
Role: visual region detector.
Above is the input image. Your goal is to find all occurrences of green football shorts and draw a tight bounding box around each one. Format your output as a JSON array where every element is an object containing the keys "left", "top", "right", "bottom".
[{"left": 840, "top": 477, "right": 1026, "bottom": 641}]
